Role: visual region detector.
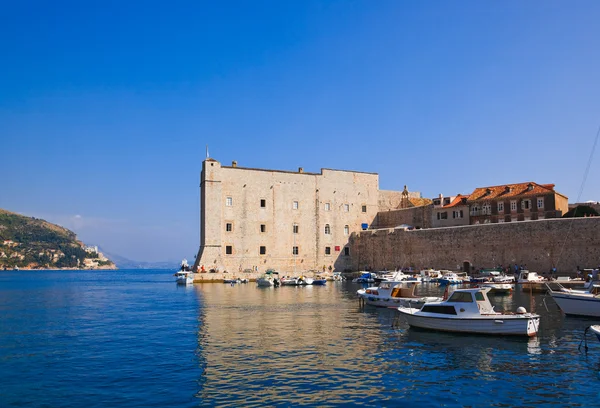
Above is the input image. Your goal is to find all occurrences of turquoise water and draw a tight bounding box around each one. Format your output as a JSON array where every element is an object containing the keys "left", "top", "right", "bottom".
[{"left": 1, "top": 270, "right": 599, "bottom": 407}]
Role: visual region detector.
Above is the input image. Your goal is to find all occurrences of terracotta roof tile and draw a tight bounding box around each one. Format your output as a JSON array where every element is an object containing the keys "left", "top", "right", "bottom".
[
  {"left": 443, "top": 194, "right": 470, "bottom": 208},
  {"left": 466, "top": 182, "right": 562, "bottom": 202},
  {"left": 409, "top": 197, "right": 432, "bottom": 207}
]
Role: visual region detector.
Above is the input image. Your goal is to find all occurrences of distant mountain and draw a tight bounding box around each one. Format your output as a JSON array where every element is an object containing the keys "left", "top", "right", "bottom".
[
  {"left": 99, "top": 248, "right": 179, "bottom": 269},
  {"left": 0, "top": 208, "right": 116, "bottom": 270}
]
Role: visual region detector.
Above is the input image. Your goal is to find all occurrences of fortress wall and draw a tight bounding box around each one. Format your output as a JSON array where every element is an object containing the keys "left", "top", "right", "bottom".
[
  {"left": 349, "top": 217, "right": 600, "bottom": 273},
  {"left": 375, "top": 206, "right": 433, "bottom": 229}
]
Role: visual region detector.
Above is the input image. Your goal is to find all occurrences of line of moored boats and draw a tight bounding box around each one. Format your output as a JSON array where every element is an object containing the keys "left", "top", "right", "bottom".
[{"left": 355, "top": 267, "right": 600, "bottom": 338}]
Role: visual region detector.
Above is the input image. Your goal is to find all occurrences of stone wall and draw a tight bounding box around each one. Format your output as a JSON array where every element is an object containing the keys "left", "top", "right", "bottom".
[
  {"left": 349, "top": 217, "right": 600, "bottom": 274},
  {"left": 374, "top": 205, "right": 433, "bottom": 229}
]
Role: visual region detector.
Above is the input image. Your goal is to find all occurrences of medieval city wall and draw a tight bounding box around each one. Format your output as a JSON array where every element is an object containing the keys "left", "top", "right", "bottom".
[
  {"left": 375, "top": 206, "right": 434, "bottom": 229},
  {"left": 349, "top": 217, "right": 600, "bottom": 274}
]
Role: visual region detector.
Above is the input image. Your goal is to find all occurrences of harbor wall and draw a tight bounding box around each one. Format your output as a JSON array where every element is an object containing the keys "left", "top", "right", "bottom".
[{"left": 348, "top": 217, "right": 600, "bottom": 274}]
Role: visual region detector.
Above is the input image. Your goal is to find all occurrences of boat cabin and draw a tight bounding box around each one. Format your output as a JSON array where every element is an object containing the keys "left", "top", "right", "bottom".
[
  {"left": 518, "top": 270, "right": 545, "bottom": 282},
  {"left": 367, "top": 281, "right": 421, "bottom": 298},
  {"left": 420, "top": 288, "right": 495, "bottom": 315}
]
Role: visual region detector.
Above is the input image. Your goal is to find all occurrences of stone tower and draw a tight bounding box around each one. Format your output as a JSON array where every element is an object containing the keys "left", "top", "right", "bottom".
[{"left": 193, "top": 158, "right": 223, "bottom": 271}]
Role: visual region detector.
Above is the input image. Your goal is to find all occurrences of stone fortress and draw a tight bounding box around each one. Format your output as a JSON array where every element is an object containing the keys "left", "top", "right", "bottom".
[{"left": 194, "top": 158, "right": 599, "bottom": 276}]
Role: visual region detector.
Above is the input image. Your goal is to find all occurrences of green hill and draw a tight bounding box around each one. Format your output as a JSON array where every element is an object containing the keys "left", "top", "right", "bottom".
[{"left": 0, "top": 209, "right": 116, "bottom": 270}]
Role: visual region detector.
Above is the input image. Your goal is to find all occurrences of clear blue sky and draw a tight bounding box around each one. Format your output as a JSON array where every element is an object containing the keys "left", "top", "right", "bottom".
[{"left": 2, "top": 1, "right": 599, "bottom": 262}]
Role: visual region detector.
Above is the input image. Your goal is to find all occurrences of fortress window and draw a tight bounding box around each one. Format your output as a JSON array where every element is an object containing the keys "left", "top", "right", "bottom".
[
  {"left": 324, "top": 224, "right": 331, "bottom": 234},
  {"left": 324, "top": 203, "right": 331, "bottom": 211},
  {"left": 344, "top": 225, "right": 349, "bottom": 235},
  {"left": 260, "top": 224, "right": 266, "bottom": 233},
  {"left": 260, "top": 246, "right": 266, "bottom": 255},
  {"left": 292, "top": 246, "right": 299, "bottom": 255},
  {"left": 226, "top": 246, "right": 233, "bottom": 255},
  {"left": 226, "top": 223, "right": 232, "bottom": 232},
  {"left": 226, "top": 197, "right": 233, "bottom": 206},
  {"left": 325, "top": 247, "right": 331, "bottom": 255},
  {"left": 344, "top": 247, "right": 350, "bottom": 256},
  {"left": 344, "top": 204, "right": 349, "bottom": 212},
  {"left": 362, "top": 205, "right": 367, "bottom": 213},
  {"left": 260, "top": 199, "right": 266, "bottom": 208},
  {"left": 293, "top": 201, "right": 299, "bottom": 210},
  {"left": 293, "top": 224, "right": 299, "bottom": 234}
]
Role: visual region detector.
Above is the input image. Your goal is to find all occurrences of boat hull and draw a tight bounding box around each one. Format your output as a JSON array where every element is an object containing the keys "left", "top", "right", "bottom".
[
  {"left": 176, "top": 277, "right": 193, "bottom": 285},
  {"left": 397, "top": 309, "right": 539, "bottom": 336},
  {"left": 359, "top": 294, "right": 441, "bottom": 309},
  {"left": 550, "top": 293, "right": 600, "bottom": 317},
  {"left": 590, "top": 325, "right": 600, "bottom": 342}
]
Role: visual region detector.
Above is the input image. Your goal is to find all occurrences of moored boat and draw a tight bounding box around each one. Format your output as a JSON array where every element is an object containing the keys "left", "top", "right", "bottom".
[
  {"left": 518, "top": 270, "right": 547, "bottom": 293},
  {"left": 481, "top": 282, "right": 513, "bottom": 295},
  {"left": 546, "top": 282, "right": 600, "bottom": 317},
  {"left": 175, "top": 259, "right": 194, "bottom": 285},
  {"left": 352, "top": 272, "right": 377, "bottom": 283},
  {"left": 312, "top": 277, "right": 327, "bottom": 285},
  {"left": 438, "top": 272, "right": 462, "bottom": 285},
  {"left": 397, "top": 287, "right": 540, "bottom": 336},
  {"left": 589, "top": 325, "right": 600, "bottom": 342},
  {"left": 175, "top": 271, "right": 193, "bottom": 285},
  {"left": 357, "top": 281, "right": 443, "bottom": 308},
  {"left": 257, "top": 271, "right": 280, "bottom": 287}
]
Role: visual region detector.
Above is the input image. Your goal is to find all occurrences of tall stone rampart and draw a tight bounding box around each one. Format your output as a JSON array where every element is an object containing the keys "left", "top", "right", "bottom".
[{"left": 349, "top": 217, "right": 600, "bottom": 273}]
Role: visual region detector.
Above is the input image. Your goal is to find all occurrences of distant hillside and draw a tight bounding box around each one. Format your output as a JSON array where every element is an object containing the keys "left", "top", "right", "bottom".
[
  {"left": 99, "top": 248, "right": 178, "bottom": 269},
  {"left": 0, "top": 209, "right": 117, "bottom": 270}
]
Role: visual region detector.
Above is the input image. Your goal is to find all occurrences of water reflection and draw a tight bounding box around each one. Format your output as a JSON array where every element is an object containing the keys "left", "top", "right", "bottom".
[{"left": 194, "top": 281, "right": 600, "bottom": 407}]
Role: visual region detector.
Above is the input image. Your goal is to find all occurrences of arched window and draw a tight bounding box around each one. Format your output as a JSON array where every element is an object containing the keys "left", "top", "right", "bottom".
[{"left": 324, "top": 224, "right": 331, "bottom": 235}]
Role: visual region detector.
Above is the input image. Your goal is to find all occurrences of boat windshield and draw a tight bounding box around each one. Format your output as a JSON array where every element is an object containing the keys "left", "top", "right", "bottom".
[
  {"left": 448, "top": 292, "right": 473, "bottom": 302},
  {"left": 475, "top": 292, "right": 485, "bottom": 301}
]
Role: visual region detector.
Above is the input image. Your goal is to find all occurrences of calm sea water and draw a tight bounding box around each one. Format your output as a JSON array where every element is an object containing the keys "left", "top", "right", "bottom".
[{"left": 1, "top": 269, "right": 599, "bottom": 407}]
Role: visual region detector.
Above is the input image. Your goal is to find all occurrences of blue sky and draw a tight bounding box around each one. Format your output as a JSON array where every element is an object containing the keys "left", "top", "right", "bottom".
[{"left": 2, "top": 1, "right": 599, "bottom": 262}]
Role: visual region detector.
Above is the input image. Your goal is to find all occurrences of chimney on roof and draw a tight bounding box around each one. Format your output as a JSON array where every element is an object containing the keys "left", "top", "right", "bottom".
[
  {"left": 298, "top": 167, "right": 303, "bottom": 173},
  {"left": 232, "top": 160, "right": 237, "bottom": 168}
]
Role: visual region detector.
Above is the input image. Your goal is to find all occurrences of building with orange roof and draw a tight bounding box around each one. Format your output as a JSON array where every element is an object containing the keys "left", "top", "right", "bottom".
[
  {"left": 431, "top": 194, "right": 470, "bottom": 228},
  {"left": 466, "top": 182, "right": 568, "bottom": 224}
]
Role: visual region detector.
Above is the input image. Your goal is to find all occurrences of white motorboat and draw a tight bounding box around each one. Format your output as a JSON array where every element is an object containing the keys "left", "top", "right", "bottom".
[
  {"left": 280, "top": 277, "right": 299, "bottom": 286},
  {"left": 357, "top": 281, "right": 443, "bottom": 308},
  {"left": 546, "top": 282, "right": 600, "bottom": 317},
  {"left": 518, "top": 270, "right": 547, "bottom": 293},
  {"left": 438, "top": 272, "right": 462, "bottom": 285},
  {"left": 175, "top": 271, "right": 193, "bottom": 285},
  {"left": 493, "top": 274, "right": 516, "bottom": 283},
  {"left": 397, "top": 287, "right": 540, "bottom": 336},
  {"left": 175, "top": 259, "right": 194, "bottom": 284},
  {"left": 518, "top": 270, "right": 546, "bottom": 283},
  {"left": 481, "top": 282, "right": 513, "bottom": 295},
  {"left": 257, "top": 271, "right": 280, "bottom": 287},
  {"left": 299, "top": 276, "right": 314, "bottom": 285}
]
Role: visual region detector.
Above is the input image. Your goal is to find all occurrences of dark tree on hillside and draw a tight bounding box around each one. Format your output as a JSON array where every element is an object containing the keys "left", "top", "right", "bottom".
[{"left": 563, "top": 205, "right": 599, "bottom": 218}]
